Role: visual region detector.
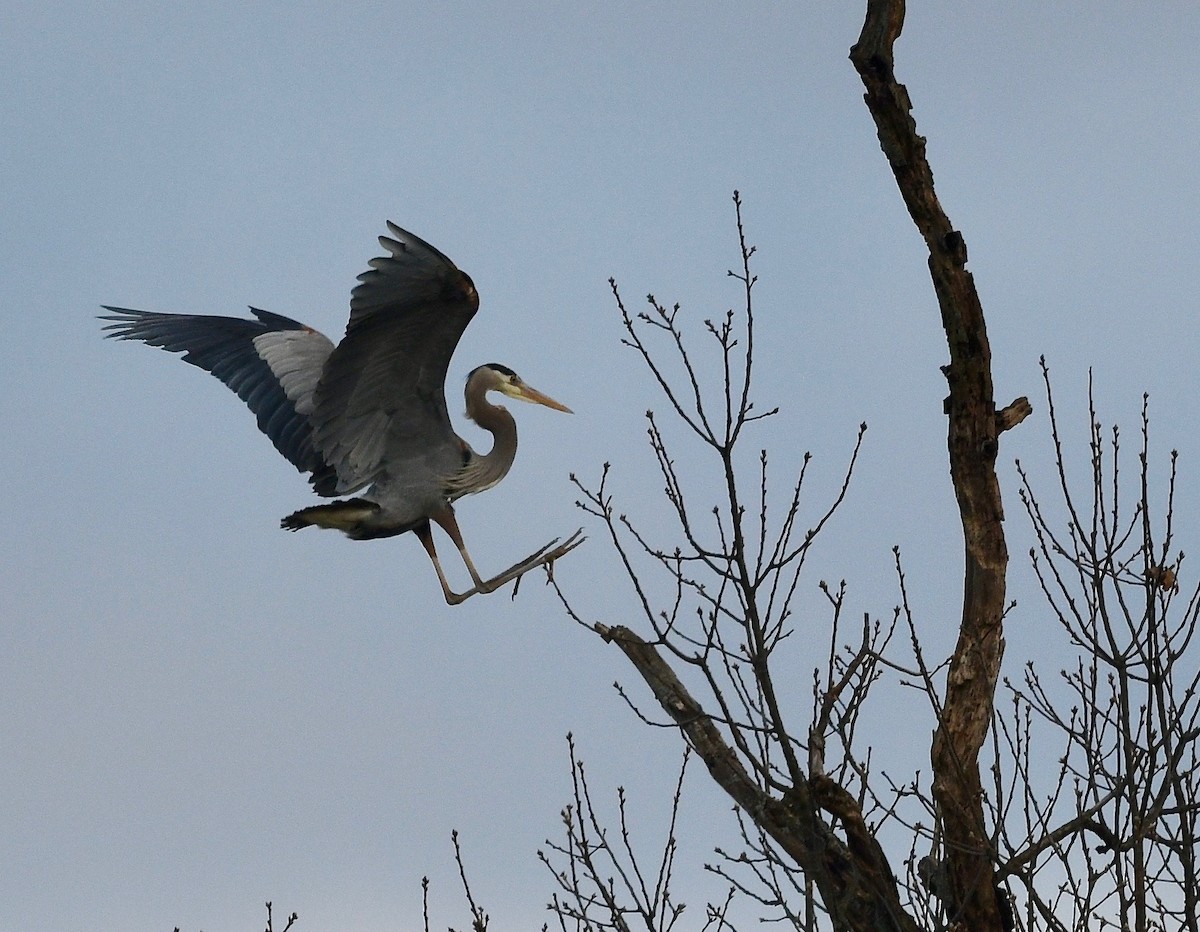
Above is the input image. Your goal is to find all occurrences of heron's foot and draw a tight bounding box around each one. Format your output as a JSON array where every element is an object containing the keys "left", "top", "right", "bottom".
[
  {"left": 444, "top": 529, "right": 586, "bottom": 605},
  {"left": 493, "top": 528, "right": 586, "bottom": 583}
]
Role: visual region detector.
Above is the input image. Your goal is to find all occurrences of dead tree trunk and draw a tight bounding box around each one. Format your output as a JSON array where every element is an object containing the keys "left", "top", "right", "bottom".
[{"left": 852, "top": 2, "right": 1028, "bottom": 929}]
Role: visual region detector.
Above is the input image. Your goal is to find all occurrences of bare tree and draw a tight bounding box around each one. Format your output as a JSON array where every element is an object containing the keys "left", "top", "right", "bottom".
[{"left": 543, "top": 3, "right": 1199, "bottom": 932}]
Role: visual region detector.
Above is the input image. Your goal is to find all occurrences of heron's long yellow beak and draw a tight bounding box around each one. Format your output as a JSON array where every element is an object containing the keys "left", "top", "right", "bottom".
[{"left": 513, "top": 382, "right": 573, "bottom": 414}]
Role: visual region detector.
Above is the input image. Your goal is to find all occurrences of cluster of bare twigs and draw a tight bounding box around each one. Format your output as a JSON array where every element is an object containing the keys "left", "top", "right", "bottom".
[
  {"left": 992, "top": 361, "right": 1200, "bottom": 932},
  {"left": 538, "top": 733, "right": 692, "bottom": 931},
  {"left": 550, "top": 192, "right": 928, "bottom": 932}
]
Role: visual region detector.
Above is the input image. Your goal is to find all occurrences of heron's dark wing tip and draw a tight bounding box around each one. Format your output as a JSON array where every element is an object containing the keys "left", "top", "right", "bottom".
[
  {"left": 98, "top": 305, "right": 141, "bottom": 320},
  {"left": 98, "top": 306, "right": 154, "bottom": 338},
  {"left": 378, "top": 221, "right": 459, "bottom": 269}
]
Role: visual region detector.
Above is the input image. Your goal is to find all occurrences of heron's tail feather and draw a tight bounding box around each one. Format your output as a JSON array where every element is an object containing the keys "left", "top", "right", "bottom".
[{"left": 281, "top": 499, "right": 380, "bottom": 533}]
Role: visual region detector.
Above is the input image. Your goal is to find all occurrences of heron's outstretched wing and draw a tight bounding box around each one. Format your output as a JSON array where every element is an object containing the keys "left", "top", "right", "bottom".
[
  {"left": 311, "top": 223, "right": 479, "bottom": 494},
  {"left": 101, "top": 306, "right": 340, "bottom": 493}
]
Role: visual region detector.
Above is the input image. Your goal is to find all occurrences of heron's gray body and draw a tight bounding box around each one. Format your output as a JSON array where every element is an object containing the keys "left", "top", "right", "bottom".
[
  {"left": 102, "top": 222, "right": 578, "bottom": 603},
  {"left": 338, "top": 443, "right": 474, "bottom": 539}
]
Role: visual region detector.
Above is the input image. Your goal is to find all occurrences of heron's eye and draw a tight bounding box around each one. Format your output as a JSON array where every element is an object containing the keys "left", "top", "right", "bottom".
[{"left": 509, "top": 375, "right": 519, "bottom": 385}]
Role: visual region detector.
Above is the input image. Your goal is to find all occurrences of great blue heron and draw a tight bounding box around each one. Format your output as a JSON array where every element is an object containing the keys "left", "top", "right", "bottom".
[{"left": 102, "top": 222, "right": 582, "bottom": 604}]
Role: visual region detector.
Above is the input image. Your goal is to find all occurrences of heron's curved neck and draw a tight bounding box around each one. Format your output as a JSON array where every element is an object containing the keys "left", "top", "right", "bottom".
[{"left": 460, "top": 379, "right": 518, "bottom": 492}]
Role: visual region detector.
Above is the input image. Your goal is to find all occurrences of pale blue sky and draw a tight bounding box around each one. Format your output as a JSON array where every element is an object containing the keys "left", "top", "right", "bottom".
[{"left": 2, "top": 3, "right": 1198, "bottom": 930}]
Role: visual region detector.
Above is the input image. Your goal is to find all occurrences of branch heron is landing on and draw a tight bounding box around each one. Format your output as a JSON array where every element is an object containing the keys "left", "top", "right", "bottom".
[{"left": 102, "top": 222, "right": 583, "bottom": 604}]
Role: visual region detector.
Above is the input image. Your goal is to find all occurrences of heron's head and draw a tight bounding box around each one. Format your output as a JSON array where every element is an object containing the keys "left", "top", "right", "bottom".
[{"left": 467, "top": 363, "right": 573, "bottom": 414}]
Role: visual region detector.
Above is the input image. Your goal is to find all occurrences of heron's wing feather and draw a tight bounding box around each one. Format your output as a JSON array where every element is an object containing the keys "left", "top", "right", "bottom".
[
  {"left": 311, "top": 223, "right": 479, "bottom": 493},
  {"left": 101, "top": 306, "right": 340, "bottom": 493}
]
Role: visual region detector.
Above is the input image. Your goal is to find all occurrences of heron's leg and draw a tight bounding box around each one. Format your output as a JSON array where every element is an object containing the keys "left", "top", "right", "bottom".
[
  {"left": 414, "top": 521, "right": 475, "bottom": 606},
  {"left": 430, "top": 509, "right": 492, "bottom": 592}
]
